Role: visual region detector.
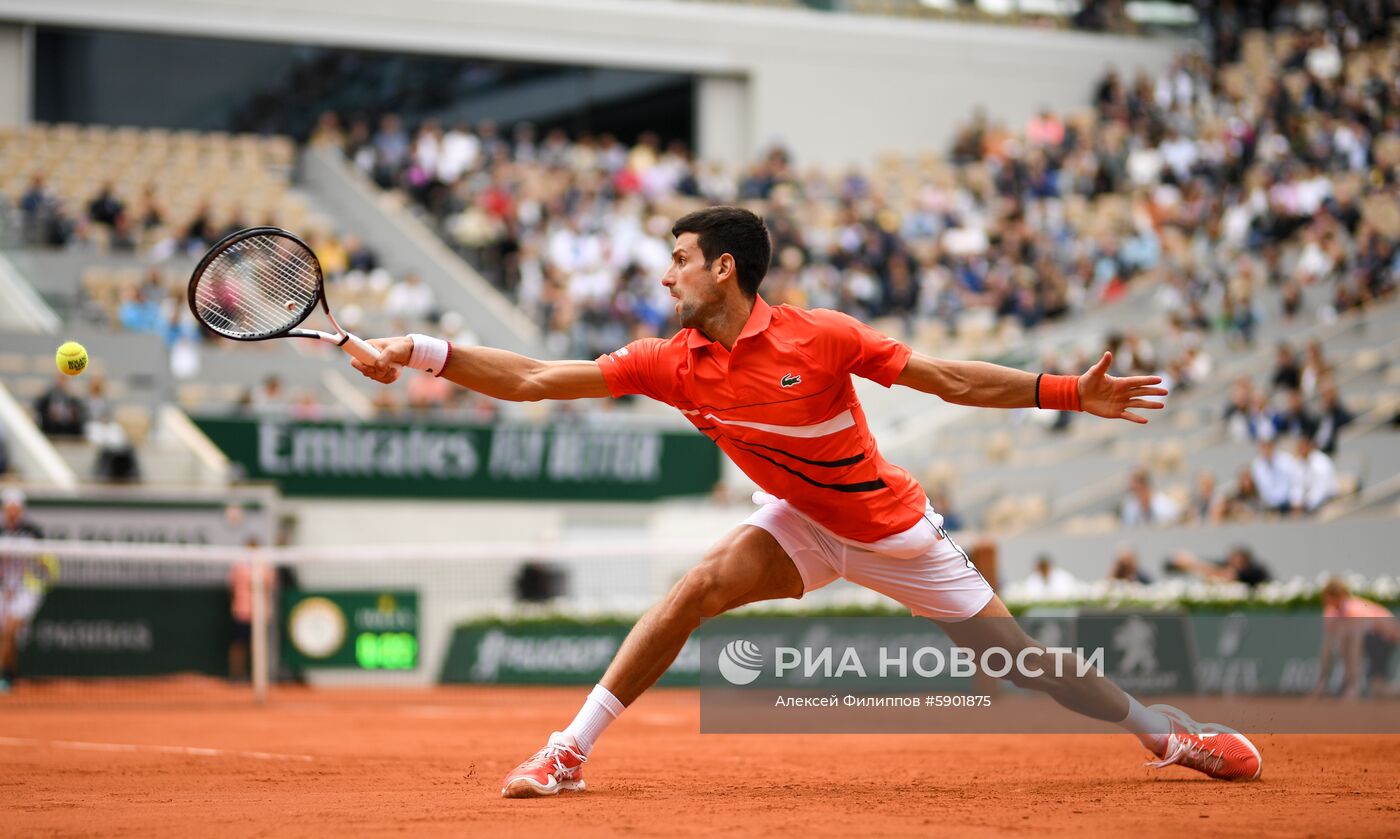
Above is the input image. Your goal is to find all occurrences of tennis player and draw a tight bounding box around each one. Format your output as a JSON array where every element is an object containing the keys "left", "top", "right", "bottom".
[
  {"left": 351, "top": 207, "right": 1262, "bottom": 793},
  {"left": 1, "top": 489, "right": 48, "bottom": 693},
  {"left": 1317, "top": 578, "right": 1399, "bottom": 698}
]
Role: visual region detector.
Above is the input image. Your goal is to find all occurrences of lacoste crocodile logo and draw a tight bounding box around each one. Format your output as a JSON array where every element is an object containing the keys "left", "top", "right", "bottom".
[{"left": 780, "top": 373, "right": 801, "bottom": 388}]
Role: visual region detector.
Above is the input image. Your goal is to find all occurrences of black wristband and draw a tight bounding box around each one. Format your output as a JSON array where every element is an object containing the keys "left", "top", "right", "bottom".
[{"left": 1035, "top": 372, "right": 1044, "bottom": 409}]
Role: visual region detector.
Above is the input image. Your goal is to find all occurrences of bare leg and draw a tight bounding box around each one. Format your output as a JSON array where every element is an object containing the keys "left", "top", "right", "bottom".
[
  {"left": 228, "top": 640, "right": 248, "bottom": 681},
  {"left": 1343, "top": 630, "right": 1364, "bottom": 700},
  {"left": 1, "top": 617, "right": 21, "bottom": 680},
  {"left": 937, "top": 595, "right": 1130, "bottom": 722},
  {"left": 501, "top": 524, "right": 806, "bottom": 794},
  {"left": 601, "top": 525, "right": 804, "bottom": 705}
]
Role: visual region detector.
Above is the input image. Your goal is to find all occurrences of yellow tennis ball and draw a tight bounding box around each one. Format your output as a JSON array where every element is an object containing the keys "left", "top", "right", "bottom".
[{"left": 55, "top": 341, "right": 88, "bottom": 376}]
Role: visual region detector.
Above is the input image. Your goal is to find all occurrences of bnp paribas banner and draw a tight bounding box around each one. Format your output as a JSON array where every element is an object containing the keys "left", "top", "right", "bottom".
[{"left": 192, "top": 417, "right": 722, "bottom": 500}]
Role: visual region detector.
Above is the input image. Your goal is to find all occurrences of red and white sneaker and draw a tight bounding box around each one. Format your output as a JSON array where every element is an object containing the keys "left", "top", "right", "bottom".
[
  {"left": 1145, "top": 704, "right": 1262, "bottom": 781},
  {"left": 501, "top": 732, "right": 588, "bottom": 798}
]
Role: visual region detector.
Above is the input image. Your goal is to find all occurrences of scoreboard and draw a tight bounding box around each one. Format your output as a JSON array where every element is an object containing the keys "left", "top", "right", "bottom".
[{"left": 283, "top": 590, "right": 419, "bottom": 670}]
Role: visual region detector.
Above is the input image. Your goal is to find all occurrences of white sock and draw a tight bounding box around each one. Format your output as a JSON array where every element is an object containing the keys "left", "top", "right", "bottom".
[
  {"left": 562, "top": 683, "right": 625, "bottom": 756},
  {"left": 1118, "top": 696, "right": 1171, "bottom": 754}
]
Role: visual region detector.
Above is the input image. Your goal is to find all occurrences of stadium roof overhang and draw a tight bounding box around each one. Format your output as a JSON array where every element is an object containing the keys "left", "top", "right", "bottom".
[{"left": 0, "top": 0, "right": 1174, "bottom": 76}]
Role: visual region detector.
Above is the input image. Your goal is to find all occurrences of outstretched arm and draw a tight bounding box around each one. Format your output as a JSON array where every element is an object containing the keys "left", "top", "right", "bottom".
[
  {"left": 894, "top": 350, "right": 1168, "bottom": 423},
  {"left": 350, "top": 336, "right": 611, "bottom": 401}
]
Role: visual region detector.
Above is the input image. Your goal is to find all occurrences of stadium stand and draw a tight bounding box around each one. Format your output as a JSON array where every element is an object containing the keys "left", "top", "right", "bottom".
[
  {"left": 308, "top": 16, "right": 1394, "bottom": 373},
  {"left": 0, "top": 0, "right": 1393, "bottom": 603}
]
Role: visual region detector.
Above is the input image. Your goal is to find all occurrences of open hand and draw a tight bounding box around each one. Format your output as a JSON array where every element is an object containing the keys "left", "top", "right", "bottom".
[
  {"left": 349, "top": 336, "right": 412, "bottom": 384},
  {"left": 1078, "top": 351, "right": 1167, "bottom": 424}
]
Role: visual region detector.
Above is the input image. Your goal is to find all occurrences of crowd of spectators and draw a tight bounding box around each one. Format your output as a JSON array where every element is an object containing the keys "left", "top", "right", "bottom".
[
  {"left": 1109, "top": 325, "right": 1366, "bottom": 528},
  {"left": 31, "top": 376, "right": 140, "bottom": 482},
  {"left": 8, "top": 2, "right": 1397, "bottom": 438},
  {"left": 1200, "top": 335, "right": 1357, "bottom": 523},
  {"left": 1021, "top": 541, "right": 1275, "bottom": 599},
  {"left": 320, "top": 3, "right": 1397, "bottom": 360},
  {"left": 1120, "top": 428, "right": 1345, "bottom": 530},
  {"left": 1223, "top": 339, "right": 1355, "bottom": 451}
]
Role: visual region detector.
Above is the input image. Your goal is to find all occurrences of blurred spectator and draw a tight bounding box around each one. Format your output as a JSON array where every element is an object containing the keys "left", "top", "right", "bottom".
[
  {"left": 1312, "top": 380, "right": 1353, "bottom": 456},
  {"left": 1317, "top": 578, "right": 1399, "bottom": 700},
  {"left": 928, "top": 486, "right": 964, "bottom": 531},
  {"left": 40, "top": 200, "right": 79, "bottom": 247},
  {"left": 309, "top": 111, "right": 345, "bottom": 149},
  {"left": 372, "top": 114, "right": 411, "bottom": 187},
  {"left": 1251, "top": 437, "right": 1301, "bottom": 514},
  {"left": 1219, "top": 467, "right": 1263, "bottom": 522},
  {"left": 1108, "top": 545, "right": 1151, "bottom": 585},
  {"left": 1244, "top": 391, "right": 1282, "bottom": 442},
  {"left": 33, "top": 377, "right": 86, "bottom": 437},
  {"left": 1299, "top": 340, "right": 1331, "bottom": 399},
  {"left": 19, "top": 175, "right": 54, "bottom": 243},
  {"left": 1022, "top": 555, "right": 1078, "bottom": 599},
  {"left": 1277, "top": 389, "right": 1318, "bottom": 439},
  {"left": 438, "top": 310, "right": 481, "bottom": 348},
  {"left": 289, "top": 390, "right": 325, "bottom": 421},
  {"left": 1270, "top": 342, "right": 1302, "bottom": 392},
  {"left": 312, "top": 232, "right": 348, "bottom": 277},
  {"left": 407, "top": 370, "right": 452, "bottom": 413},
  {"left": 1119, "top": 467, "right": 1181, "bottom": 527},
  {"left": 1187, "top": 470, "right": 1218, "bottom": 523},
  {"left": 1025, "top": 107, "right": 1064, "bottom": 148},
  {"left": 371, "top": 388, "right": 402, "bottom": 418},
  {"left": 385, "top": 272, "right": 436, "bottom": 324},
  {"left": 1167, "top": 546, "right": 1273, "bottom": 588},
  {"left": 0, "top": 426, "right": 8, "bottom": 475},
  {"left": 84, "top": 377, "right": 110, "bottom": 423},
  {"left": 343, "top": 234, "right": 378, "bottom": 273},
  {"left": 118, "top": 279, "right": 163, "bottom": 334},
  {"left": 1222, "top": 377, "right": 1254, "bottom": 441},
  {"left": 438, "top": 121, "right": 481, "bottom": 183},
  {"left": 1291, "top": 435, "right": 1339, "bottom": 515},
  {"left": 86, "top": 182, "right": 124, "bottom": 228},
  {"left": 181, "top": 203, "right": 217, "bottom": 253},
  {"left": 251, "top": 375, "right": 287, "bottom": 415},
  {"left": 87, "top": 411, "right": 139, "bottom": 482},
  {"left": 137, "top": 183, "right": 165, "bottom": 231}
]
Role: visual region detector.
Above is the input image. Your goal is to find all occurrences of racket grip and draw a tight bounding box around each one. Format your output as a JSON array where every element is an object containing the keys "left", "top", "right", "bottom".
[{"left": 340, "top": 333, "right": 382, "bottom": 363}]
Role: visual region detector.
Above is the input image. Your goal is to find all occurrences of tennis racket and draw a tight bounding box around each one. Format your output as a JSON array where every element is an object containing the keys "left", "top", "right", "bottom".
[{"left": 187, "top": 226, "right": 381, "bottom": 362}]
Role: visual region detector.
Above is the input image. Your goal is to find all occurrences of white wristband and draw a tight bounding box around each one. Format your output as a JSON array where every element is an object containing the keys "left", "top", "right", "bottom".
[{"left": 406, "top": 333, "right": 450, "bottom": 376}]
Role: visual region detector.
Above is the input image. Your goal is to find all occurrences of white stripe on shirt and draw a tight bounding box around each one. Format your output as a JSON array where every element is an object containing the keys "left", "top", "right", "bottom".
[{"left": 702, "top": 409, "right": 855, "bottom": 439}]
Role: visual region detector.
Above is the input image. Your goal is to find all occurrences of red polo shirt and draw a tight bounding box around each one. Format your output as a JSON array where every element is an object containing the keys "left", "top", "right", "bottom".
[{"left": 596, "top": 297, "right": 927, "bottom": 542}]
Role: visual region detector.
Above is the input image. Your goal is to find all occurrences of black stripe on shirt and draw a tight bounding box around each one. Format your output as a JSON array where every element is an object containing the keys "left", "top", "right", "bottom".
[
  {"left": 732, "top": 443, "right": 887, "bottom": 493},
  {"left": 731, "top": 439, "right": 866, "bottom": 468}
]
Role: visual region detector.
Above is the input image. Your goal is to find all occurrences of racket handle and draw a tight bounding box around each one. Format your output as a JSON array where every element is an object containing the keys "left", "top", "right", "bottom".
[{"left": 340, "top": 333, "right": 382, "bottom": 362}]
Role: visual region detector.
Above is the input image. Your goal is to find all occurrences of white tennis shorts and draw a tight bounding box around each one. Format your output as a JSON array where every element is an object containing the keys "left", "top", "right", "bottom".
[
  {"left": 0, "top": 587, "right": 42, "bottom": 623},
  {"left": 743, "top": 493, "right": 994, "bottom": 622}
]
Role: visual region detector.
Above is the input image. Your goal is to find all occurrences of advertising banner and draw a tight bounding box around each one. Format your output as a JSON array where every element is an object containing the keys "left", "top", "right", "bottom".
[
  {"left": 440, "top": 619, "right": 700, "bottom": 686},
  {"left": 193, "top": 417, "right": 722, "bottom": 500},
  {"left": 21, "top": 587, "right": 231, "bottom": 677}
]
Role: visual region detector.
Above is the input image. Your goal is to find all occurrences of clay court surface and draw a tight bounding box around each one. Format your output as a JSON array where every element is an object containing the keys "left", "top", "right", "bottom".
[{"left": 4, "top": 682, "right": 1398, "bottom": 838}]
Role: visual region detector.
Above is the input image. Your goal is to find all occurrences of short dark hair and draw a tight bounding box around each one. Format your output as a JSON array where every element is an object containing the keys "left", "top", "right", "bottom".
[{"left": 671, "top": 206, "right": 772, "bottom": 298}]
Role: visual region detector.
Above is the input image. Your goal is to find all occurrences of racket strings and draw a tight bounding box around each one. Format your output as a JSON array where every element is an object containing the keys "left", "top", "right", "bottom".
[{"left": 193, "top": 235, "right": 321, "bottom": 339}]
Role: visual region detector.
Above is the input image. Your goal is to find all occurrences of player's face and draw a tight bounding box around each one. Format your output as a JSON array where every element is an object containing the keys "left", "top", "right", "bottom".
[{"left": 663, "top": 233, "right": 720, "bottom": 329}]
